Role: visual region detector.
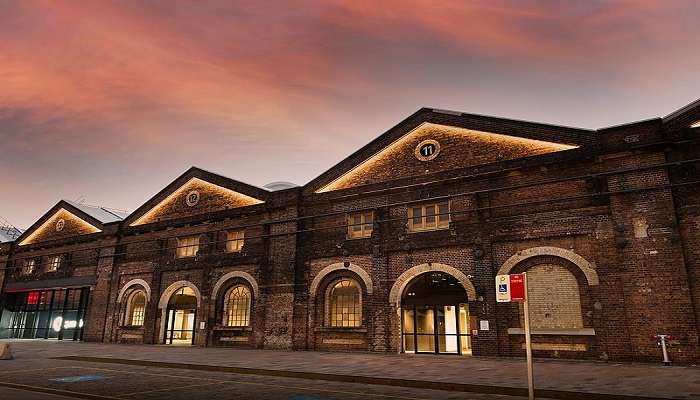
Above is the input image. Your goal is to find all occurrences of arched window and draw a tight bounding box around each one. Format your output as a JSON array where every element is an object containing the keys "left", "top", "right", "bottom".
[
  {"left": 223, "top": 285, "right": 251, "bottom": 327},
  {"left": 329, "top": 279, "right": 361, "bottom": 327},
  {"left": 126, "top": 290, "right": 146, "bottom": 326},
  {"left": 521, "top": 264, "right": 583, "bottom": 329}
]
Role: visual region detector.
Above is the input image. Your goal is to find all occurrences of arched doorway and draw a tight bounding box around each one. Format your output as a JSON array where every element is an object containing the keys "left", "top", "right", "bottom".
[
  {"left": 163, "top": 286, "right": 197, "bottom": 345},
  {"left": 401, "top": 271, "right": 473, "bottom": 355}
]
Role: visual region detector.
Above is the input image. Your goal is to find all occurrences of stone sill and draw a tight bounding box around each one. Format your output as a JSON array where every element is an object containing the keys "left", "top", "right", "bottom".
[
  {"left": 507, "top": 328, "right": 596, "bottom": 336},
  {"left": 119, "top": 326, "right": 145, "bottom": 331},
  {"left": 212, "top": 326, "right": 253, "bottom": 332},
  {"left": 314, "top": 327, "right": 367, "bottom": 333},
  {"left": 406, "top": 227, "right": 450, "bottom": 234}
]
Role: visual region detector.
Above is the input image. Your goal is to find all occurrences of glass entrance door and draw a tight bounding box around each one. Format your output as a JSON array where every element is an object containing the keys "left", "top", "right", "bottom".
[
  {"left": 402, "top": 303, "right": 471, "bottom": 354},
  {"left": 400, "top": 271, "right": 472, "bottom": 355},
  {"left": 164, "top": 308, "right": 195, "bottom": 345},
  {"left": 163, "top": 286, "right": 197, "bottom": 345}
]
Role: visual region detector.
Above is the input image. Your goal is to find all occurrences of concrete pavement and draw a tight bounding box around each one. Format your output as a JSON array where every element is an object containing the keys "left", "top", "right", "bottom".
[{"left": 0, "top": 340, "right": 699, "bottom": 399}]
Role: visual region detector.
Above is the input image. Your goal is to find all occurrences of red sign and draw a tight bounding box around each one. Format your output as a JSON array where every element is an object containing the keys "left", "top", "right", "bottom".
[
  {"left": 27, "top": 291, "right": 40, "bottom": 305},
  {"left": 509, "top": 274, "right": 526, "bottom": 302}
]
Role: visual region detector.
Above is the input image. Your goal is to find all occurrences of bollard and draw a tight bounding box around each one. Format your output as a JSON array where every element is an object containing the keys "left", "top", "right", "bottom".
[
  {"left": 654, "top": 334, "right": 672, "bottom": 366},
  {"left": 0, "top": 343, "right": 13, "bottom": 360}
]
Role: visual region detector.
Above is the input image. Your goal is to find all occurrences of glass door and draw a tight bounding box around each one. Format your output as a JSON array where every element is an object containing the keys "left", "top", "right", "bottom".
[
  {"left": 164, "top": 308, "right": 196, "bottom": 345},
  {"left": 402, "top": 303, "right": 472, "bottom": 354}
]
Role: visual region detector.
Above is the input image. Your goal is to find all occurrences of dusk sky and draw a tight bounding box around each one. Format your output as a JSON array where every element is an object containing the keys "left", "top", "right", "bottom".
[{"left": 2, "top": 0, "right": 699, "bottom": 228}]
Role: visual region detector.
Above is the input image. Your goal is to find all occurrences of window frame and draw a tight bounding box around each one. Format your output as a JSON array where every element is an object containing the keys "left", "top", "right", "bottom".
[
  {"left": 407, "top": 201, "right": 450, "bottom": 232},
  {"left": 346, "top": 211, "right": 374, "bottom": 239},
  {"left": 176, "top": 236, "right": 200, "bottom": 259},
  {"left": 225, "top": 230, "right": 245, "bottom": 253},
  {"left": 125, "top": 290, "right": 147, "bottom": 327},
  {"left": 326, "top": 278, "right": 363, "bottom": 328},
  {"left": 222, "top": 285, "right": 252, "bottom": 327},
  {"left": 46, "top": 255, "right": 63, "bottom": 273},
  {"left": 21, "top": 258, "right": 36, "bottom": 275}
]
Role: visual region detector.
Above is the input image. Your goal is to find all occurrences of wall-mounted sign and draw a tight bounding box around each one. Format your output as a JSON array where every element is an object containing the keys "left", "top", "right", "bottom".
[{"left": 415, "top": 139, "right": 441, "bottom": 161}]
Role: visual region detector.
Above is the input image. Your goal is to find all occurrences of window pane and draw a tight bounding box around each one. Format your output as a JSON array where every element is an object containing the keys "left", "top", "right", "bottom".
[
  {"left": 226, "top": 231, "right": 244, "bottom": 253},
  {"left": 425, "top": 206, "right": 436, "bottom": 227},
  {"left": 224, "top": 286, "right": 251, "bottom": 326},
  {"left": 415, "top": 306, "right": 434, "bottom": 334},
  {"left": 177, "top": 236, "right": 199, "bottom": 258},
  {"left": 411, "top": 207, "right": 423, "bottom": 228},
  {"left": 330, "top": 279, "right": 361, "bottom": 327},
  {"left": 129, "top": 292, "right": 146, "bottom": 326},
  {"left": 402, "top": 308, "right": 415, "bottom": 333},
  {"left": 438, "top": 203, "right": 450, "bottom": 226}
]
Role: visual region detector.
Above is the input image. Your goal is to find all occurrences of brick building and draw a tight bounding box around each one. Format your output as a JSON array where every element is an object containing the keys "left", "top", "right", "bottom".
[{"left": 1, "top": 100, "right": 699, "bottom": 362}]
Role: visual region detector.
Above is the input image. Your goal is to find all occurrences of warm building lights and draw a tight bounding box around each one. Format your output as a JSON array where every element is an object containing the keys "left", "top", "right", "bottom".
[
  {"left": 18, "top": 208, "right": 101, "bottom": 246},
  {"left": 317, "top": 122, "right": 578, "bottom": 193},
  {"left": 130, "top": 177, "right": 264, "bottom": 226}
]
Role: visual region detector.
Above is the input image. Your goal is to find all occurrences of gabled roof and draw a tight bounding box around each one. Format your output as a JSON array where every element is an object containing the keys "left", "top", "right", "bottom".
[
  {"left": 124, "top": 166, "right": 268, "bottom": 227},
  {"left": 0, "top": 226, "right": 22, "bottom": 243},
  {"left": 15, "top": 200, "right": 119, "bottom": 246},
  {"left": 64, "top": 200, "right": 129, "bottom": 224},
  {"left": 306, "top": 108, "right": 594, "bottom": 193},
  {"left": 663, "top": 98, "right": 700, "bottom": 129}
]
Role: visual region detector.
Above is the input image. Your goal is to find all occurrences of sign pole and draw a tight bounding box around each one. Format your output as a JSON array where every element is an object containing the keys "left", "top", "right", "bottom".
[{"left": 523, "top": 272, "right": 535, "bottom": 400}]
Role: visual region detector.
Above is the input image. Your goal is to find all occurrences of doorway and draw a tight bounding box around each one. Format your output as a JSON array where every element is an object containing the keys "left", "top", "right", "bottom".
[
  {"left": 401, "top": 272, "right": 473, "bottom": 355},
  {"left": 163, "top": 286, "right": 197, "bottom": 345}
]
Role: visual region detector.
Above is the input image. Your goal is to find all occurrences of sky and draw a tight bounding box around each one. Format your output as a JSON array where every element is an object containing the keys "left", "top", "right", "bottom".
[{"left": 1, "top": 0, "right": 699, "bottom": 228}]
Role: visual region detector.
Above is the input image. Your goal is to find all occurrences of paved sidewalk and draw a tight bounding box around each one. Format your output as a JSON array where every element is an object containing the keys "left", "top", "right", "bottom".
[{"left": 2, "top": 340, "right": 700, "bottom": 399}]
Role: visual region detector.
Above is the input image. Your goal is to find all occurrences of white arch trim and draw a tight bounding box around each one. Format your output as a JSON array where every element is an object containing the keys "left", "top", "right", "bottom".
[
  {"left": 498, "top": 246, "right": 599, "bottom": 286},
  {"left": 388, "top": 263, "right": 477, "bottom": 306},
  {"left": 157, "top": 280, "right": 202, "bottom": 309},
  {"left": 309, "top": 263, "right": 373, "bottom": 297},
  {"left": 211, "top": 271, "right": 260, "bottom": 300},
  {"left": 117, "top": 279, "right": 151, "bottom": 303}
]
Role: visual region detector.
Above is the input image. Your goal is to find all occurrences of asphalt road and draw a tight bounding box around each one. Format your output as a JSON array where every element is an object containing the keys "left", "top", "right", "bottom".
[{"left": 0, "top": 360, "right": 534, "bottom": 400}]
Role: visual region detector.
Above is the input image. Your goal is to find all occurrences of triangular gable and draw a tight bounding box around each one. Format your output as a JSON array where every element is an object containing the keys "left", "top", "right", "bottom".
[
  {"left": 17, "top": 202, "right": 103, "bottom": 246},
  {"left": 312, "top": 109, "right": 588, "bottom": 193},
  {"left": 127, "top": 167, "right": 267, "bottom": 227}
]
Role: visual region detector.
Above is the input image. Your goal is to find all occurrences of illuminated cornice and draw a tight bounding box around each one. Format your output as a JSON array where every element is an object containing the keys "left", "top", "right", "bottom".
[
  {"left": 317, "top": 122, "right": 578, "bottom": 193},
  {"left": 19, "top": 208, "right": 101, "bottom": 246},
  {"left": 691, "top": 120, "right": 700, "bottom": 128},
  {"left": 130, "top": 177, "right": 264, "bottom": 226}
]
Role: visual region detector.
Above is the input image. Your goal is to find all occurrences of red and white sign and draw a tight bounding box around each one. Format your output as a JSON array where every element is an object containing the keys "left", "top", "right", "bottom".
[{"left": 495, "top": 274, "right": 526, "bottom": 303}]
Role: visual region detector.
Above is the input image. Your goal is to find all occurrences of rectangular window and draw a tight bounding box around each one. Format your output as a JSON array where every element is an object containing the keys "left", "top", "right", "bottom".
[
  {"left": 46, "top": 255, "right": 62, "bottom": 272},
  {"left": 347, "top": 211, "right": 373, "bottom": 239},
  {"left": 225, "top": 230, "right": 245, "bottom": 253},
  {"left": 408, "top": 202, "right": 450, "bottom": 232},
  {"left": 176, "top": 236, "right": 200, "bottom": 258},
  {"left": 21, "top": 259, "right": 36, "bottom": 275}
]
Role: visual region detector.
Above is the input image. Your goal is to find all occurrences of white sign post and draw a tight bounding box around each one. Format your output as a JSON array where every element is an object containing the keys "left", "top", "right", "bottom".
[{"left": 496, "top": 273, "right": 534, "bottom": 400}]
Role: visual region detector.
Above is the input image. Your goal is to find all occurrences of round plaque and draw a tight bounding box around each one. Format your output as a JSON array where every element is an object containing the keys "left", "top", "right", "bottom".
[
  {"left": 55, "top": 219, "right": 65, "bottom": 232},
  {"left": 185, "top": 190, "right": 200, "bottom": 207},
  {"left": 415, "top": 139, "right": 441, "bottom": 161}
]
